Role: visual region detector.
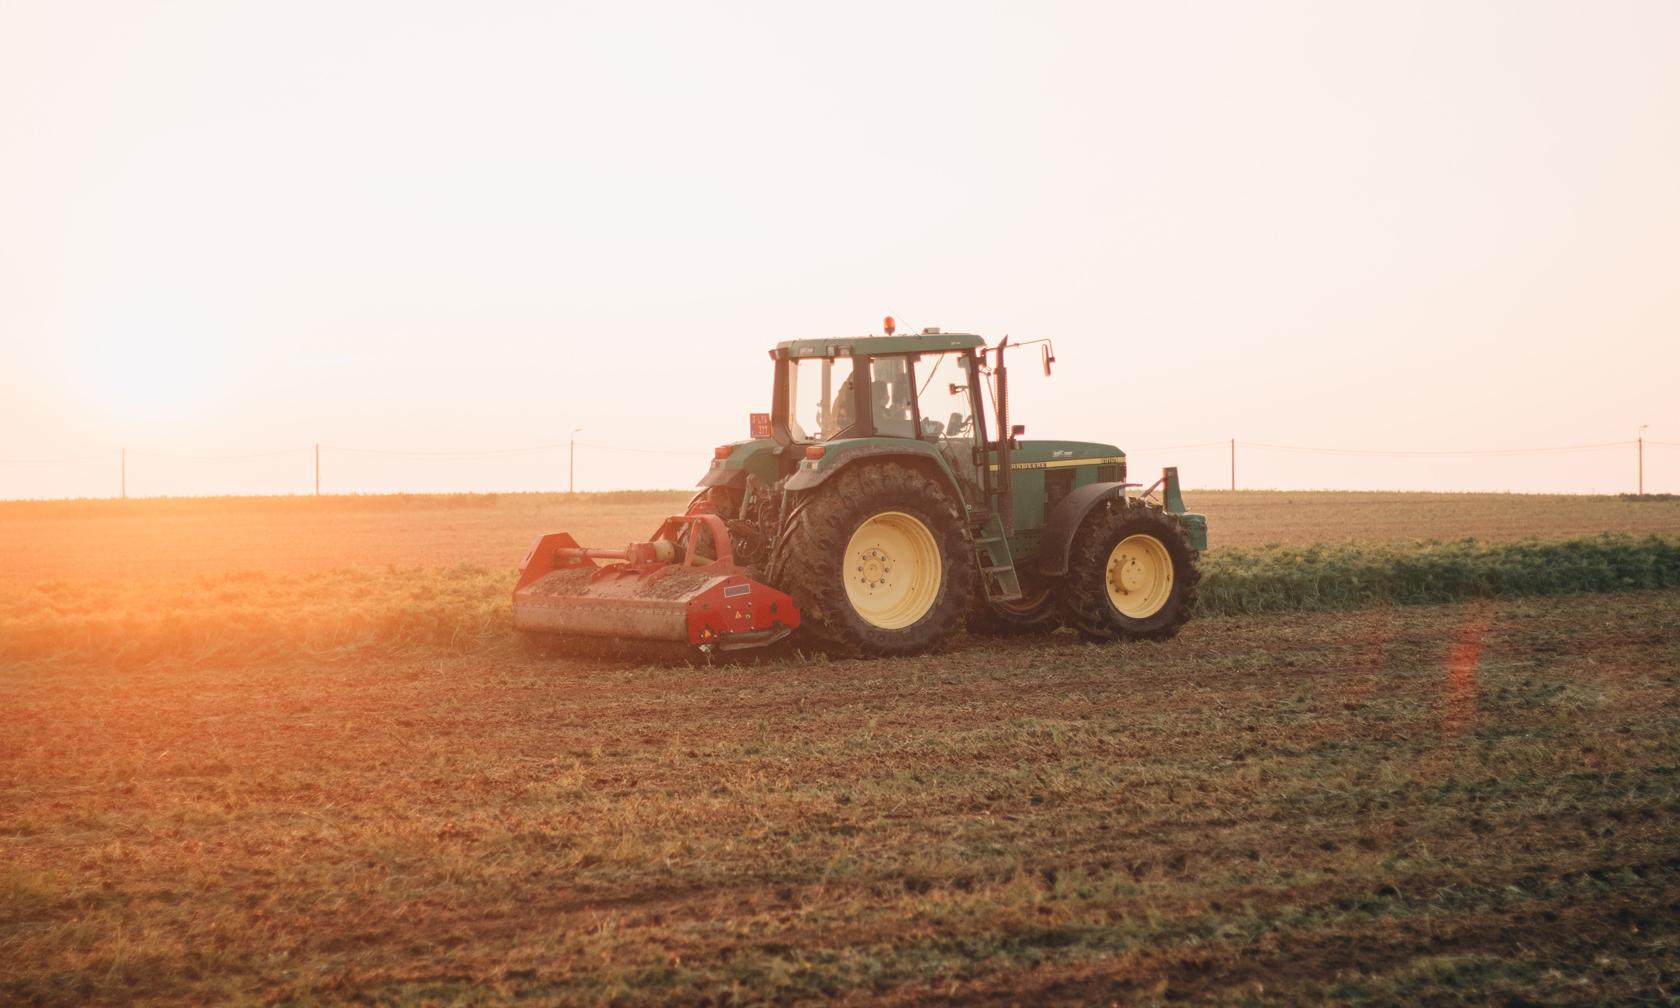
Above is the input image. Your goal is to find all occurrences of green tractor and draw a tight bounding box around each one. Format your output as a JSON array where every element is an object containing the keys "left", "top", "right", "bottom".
[{"left": 512, "top": 322, "right": 1208, "bottom": 658}]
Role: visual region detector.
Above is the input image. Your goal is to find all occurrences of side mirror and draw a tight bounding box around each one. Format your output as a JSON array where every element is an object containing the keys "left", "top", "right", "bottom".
[
  {"left": 948, "top": 383, "right": 965, "bottom": 396},
  {"left": 1011, "top": 424, "right": 1026, "bottom": 437},
  {"left": 1041, "top": 345, "right": 1055, "bottom": 377}
]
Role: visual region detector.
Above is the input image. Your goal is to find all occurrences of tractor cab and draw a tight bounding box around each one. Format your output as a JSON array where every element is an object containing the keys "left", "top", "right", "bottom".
[
  {"left": 771, "top": 329, "right": 989, "bottom": 449},
  {"left": 768, "top": 329, "right": 998, "bottom": 523},
  {"left": 764, "top": 324, "right": 1105, "bottom": 541}
]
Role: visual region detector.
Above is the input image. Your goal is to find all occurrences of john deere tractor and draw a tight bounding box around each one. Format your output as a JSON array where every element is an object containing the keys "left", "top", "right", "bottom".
[{"left": 512, "top": 323, "right": 1208, "bottom": 658}]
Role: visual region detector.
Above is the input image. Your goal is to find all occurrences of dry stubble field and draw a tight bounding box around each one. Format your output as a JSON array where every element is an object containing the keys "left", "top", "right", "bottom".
[
  {"left": 2, "top": 491, "right": 1679, "bottom": 1005},
  {"left": 4, "top": 489, "right": 1680, "bottom": 584}
]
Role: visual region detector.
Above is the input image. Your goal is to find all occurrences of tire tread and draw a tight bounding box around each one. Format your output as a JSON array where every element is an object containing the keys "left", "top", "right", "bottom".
[
  {"left": 1058, "top": 502, "right": 1200, "bottom": 643},
  {"left": 772, "top": 463, "right": 974, "bottom": 657}
]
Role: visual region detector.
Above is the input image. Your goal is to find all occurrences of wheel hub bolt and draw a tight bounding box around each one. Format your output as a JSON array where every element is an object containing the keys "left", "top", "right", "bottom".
[{"left": 858, "top": 547, "right": 892, "bottom": 589}]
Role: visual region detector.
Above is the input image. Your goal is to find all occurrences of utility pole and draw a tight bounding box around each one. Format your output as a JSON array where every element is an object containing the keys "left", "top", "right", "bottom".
[
  {"left": 1230, "top": 438, "right": 1236, "bottom": 492},
  {"left": 569, "top": 427, "right": 583, "bottom": 494},
  {"left": 120, "top": 448, "right": 126, "bottom": 499},
  {"left": 1639, "top": 425, "right": 1648, "bottom": 495},
  {"left": 314, "top": 443, "right": 321, "bottom": 496}
]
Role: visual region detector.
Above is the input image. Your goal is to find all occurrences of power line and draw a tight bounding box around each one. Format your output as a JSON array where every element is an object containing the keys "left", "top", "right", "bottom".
[
  {"left": 1244, "top": 439, "right": 1630, "bottom": 458},
  {"left": 1122, "top": 441, "right": 1227, "bottom": 453},
  {"left": 321, "top": 444, "right": 568, "bottom": 458},
  {"left": 3, "top": 438, "right": 1655, "bottom": 465},
  {"left": 574, "top": 442, "right": 703, "bottom": 457},
  {"left": 1, "top": 436, "right": 1670, "bottom": 498},
  {"left": 127, "top": 447, "right": 312, "bottom": 462},
  {"left": 320, "top": 442, "right": 712, "bottom": 460},
  {"left": 0, "top": 451, "right": 119, "bottom": 465}
]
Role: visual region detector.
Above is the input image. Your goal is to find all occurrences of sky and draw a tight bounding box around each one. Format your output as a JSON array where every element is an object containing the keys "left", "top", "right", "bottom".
[{"left": 2, "top": 0, "right": 1677, "bottom": 498}]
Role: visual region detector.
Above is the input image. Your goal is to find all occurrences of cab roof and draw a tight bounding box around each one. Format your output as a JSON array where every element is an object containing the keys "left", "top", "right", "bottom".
[{"left": 775, "top": 330, "right": 987, "bottom": 359}]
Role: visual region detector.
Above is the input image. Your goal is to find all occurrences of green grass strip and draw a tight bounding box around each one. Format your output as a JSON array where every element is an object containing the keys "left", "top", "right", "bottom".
[
  {"left": 1196, "top": 533, "right": 1680, "bottom": 615},
  {"left": 5, "top": 534, "right": 1676, "bottom": 669}
]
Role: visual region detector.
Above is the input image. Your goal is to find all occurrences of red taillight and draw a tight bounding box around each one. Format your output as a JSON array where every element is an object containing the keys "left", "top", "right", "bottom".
[
  {"left": 805, "top": 445, "right": 826, "bottom": 460},
  {"left": 714, "top": 445, "right": 734, "bottom": 459}
]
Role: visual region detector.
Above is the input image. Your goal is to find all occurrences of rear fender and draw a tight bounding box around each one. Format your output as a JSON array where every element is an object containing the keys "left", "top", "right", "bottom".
[
  {"left": 784, "top": 441, "right": 968, "bottom": 511},
  {"left": 698, "top": 438, "right": 781, "bottom": 489}
]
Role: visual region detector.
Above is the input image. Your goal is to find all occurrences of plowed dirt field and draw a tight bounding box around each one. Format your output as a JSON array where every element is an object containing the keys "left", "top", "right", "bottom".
[{"left": 2, "top": 492, "right": 1678, "bottom": 1004}]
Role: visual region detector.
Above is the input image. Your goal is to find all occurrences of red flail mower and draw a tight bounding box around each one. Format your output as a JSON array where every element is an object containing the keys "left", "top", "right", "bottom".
[{"left": 511, "top": 513, "right": 799, "bottom": 655}]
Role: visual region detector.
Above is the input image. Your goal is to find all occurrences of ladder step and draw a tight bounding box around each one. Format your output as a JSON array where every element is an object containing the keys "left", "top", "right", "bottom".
[{"left": 975, "top": 512, "right": 1023, "bottom": 603}]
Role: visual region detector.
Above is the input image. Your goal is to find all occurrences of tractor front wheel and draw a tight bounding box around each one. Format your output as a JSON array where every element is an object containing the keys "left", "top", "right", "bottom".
[
  {"left": 773, "top": 463, "right": 973, "bottom": 658},
  {"left": 1058, "top": 502, "right": 1199, "bottom": 643}
]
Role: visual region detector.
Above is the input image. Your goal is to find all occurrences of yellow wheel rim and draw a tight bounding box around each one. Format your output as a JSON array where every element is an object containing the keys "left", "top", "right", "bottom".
[
  {"left": 843, "top": 511, "right": 942, "bottom": 629},
  {"left": 997, "top": 587, "right": 1050, "bottom": 615},
  {"left": 1105, "top": 533, "right": 1174, "bottom": 619}
]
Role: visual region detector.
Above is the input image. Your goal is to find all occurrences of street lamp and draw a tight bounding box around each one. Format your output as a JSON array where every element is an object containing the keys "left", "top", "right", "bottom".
[{"left": 569, "top": 427, "right": 583, "bottom": 494}]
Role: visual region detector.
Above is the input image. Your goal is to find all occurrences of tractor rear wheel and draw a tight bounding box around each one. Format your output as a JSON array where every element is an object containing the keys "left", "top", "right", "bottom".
[
  {"left": 1058, "top": 502, "right": 1199, "bottom": 643},
  {"left": 772, "top": 462, "right": 973, "bottom": 658}
]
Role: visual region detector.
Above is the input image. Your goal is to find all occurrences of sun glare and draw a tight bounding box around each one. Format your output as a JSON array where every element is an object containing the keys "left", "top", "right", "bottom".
[{"left": 91, "top": 314, "right": 212, "bottom": 426}]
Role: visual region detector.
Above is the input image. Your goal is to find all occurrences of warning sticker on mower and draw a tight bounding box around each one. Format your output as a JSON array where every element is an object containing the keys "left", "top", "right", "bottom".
[{"left": 723, "top": 584, "right": 753, "bottom": 599}]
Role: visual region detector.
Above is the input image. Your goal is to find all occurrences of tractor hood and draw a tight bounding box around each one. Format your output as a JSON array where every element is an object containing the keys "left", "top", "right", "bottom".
[{"left": 994, "top": 440, "right": 1125, "bottom": 472}]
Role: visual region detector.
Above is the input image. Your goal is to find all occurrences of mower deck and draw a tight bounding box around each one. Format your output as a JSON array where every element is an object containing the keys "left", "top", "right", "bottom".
[{"left": 511, "top": 516, "right": 799, "bottom": 654}]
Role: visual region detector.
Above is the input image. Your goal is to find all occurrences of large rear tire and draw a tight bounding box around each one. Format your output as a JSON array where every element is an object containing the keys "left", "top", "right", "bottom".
[
  {"left": 772, "top": 463, "right": 974, "bottom": 658},
  {"left": 1057, "top": 502, "right": 1199, "bottom": 643}
]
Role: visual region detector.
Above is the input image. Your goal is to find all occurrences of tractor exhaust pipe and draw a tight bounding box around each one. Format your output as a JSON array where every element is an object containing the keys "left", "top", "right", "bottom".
[{"left": 995, "top": 336, "right": 1014, "bottom": 535}]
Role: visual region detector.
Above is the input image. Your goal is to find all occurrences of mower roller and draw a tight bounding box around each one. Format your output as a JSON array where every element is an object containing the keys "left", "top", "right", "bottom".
[
  {"left": 514, "top": 320, "right": 1210, "bottom": 659},
  {"left": 512, "top": 513, "right": 799, "bottom": 653}
]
